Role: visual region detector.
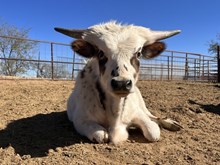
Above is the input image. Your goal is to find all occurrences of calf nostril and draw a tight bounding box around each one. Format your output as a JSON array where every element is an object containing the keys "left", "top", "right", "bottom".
[
  {"left": 125, "top": 80, "right": 132, "bottom": 90},
  {"left": 111, "top": 79, "right": 118, "bottom": 89}
]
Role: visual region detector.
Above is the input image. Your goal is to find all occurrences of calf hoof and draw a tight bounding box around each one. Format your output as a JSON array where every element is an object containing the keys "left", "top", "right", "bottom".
[
  {"left": 159, "top": 118, "right": 183, "bottom": 131},
  {"left": 144, "top": 121, "right": 160, "bottom": 142},
  {"left": 110, "top": 126, "right": 129, "bottom": 145},
  {"left": 91, "top": 130, "right": 109, "bottom": 143}
]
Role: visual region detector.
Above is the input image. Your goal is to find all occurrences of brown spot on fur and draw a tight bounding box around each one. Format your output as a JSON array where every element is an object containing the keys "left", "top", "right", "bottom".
[
  {"left": 111, "top": 69, "right": 119, "bottom": 77},
  {"left": 124, "top": 65, "right": 128, "bottom": 71},
  {"left": 80, "top": 69, "right": 86, "bottom": 79},
  {"left": 130, "top": 56, "right": 140, "bottom": 73},
  {"left": 98, "top": 51, "right": 108, "bottom": 75},
  {"left": 96, "top": 81, "right": 106, "bottom": 110},
  {"left": 88, "top": 66, "right": 93, "bottom": 73},
  {"left": 134, "top": 73, "right": 138, "bottom": 79}
]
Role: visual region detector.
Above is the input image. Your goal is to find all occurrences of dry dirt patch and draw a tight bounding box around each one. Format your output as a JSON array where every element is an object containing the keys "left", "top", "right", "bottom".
[{"left": 0, "top": 80, "right": 219, "bottom": 164}]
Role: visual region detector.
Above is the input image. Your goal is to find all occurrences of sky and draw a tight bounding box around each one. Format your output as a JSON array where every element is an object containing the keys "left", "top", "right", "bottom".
[{"left": 0, "top": 0, "right": 220, "bottom": 56}]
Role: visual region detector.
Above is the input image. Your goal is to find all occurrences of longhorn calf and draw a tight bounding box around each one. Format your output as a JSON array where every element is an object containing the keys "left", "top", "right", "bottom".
[{"left": 55, "top": 21, "right": 182, "bottom": 144}]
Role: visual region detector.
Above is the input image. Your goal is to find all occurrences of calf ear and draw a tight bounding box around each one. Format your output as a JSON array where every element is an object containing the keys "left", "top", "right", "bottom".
[
  {"left": 71, "top": 39, "right": 98, "bottom": 58},
  {"left": 142, "top": 42, "right": 166, "bottom": 59}
]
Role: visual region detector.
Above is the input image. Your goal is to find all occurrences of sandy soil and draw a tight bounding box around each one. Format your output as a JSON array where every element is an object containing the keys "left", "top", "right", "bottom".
[{"left": 0, "top": 80, "right": 219, "bottom": 165}]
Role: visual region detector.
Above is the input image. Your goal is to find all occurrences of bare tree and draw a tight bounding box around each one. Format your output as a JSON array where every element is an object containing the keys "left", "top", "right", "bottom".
[
  {"left": 36, "top": 62, "right": 52, "bottom": 78},
  {"left": 36, "top": 62, "right": 71, "bottom": 79},
  {"left": 208, "top": 34, "right": 220, "bottom": 56},
  {"left": 0, "top": 22, "right": 36, "bottom": 76},
  {"left": 53, "top": 63, "right": 71, "bottom": 79}
]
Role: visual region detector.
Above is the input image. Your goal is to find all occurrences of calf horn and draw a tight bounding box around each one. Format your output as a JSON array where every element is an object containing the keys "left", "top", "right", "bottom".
[
  {"left": 151, "top": 30, "right": 181, "bottom": 41},
  {"left": 54, "top": 27, "right": 181, "bottom": 41},
  {"left": 54, "top": 27, "right": 87, "bottom": 39}
]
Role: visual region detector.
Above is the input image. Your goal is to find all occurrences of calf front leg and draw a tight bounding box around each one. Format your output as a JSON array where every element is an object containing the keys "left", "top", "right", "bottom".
[
  {"left": 74, "top": 121, "right": 109, "bottom": 143},
  {"left": 133, "top": 115, "right": 160, "bottom": 142},
  {"left": 109, "top": 123, "right": 128, "bottom": 145}
]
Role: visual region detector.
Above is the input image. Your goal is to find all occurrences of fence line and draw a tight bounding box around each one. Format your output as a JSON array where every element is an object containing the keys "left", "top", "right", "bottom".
[
  {"left": 0, "top": 36, "right": 219, "bottom": 82},
  {"left": 218, "top": 45, "right": 220, "bottom": 82}
]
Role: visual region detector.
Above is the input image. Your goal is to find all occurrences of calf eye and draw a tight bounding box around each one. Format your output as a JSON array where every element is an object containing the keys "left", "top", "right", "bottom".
[
  {"left": 134, "top": 51, "right": 142, "bottom": 59},
  {"left": 136, "top": 52, "right": 142, "bottom": 59},
  {"left": 135, "top": 47, "right": 142, "bottom": 59},
  {"left": 98, "top": 51, "right": 106, "bottom": 60}
]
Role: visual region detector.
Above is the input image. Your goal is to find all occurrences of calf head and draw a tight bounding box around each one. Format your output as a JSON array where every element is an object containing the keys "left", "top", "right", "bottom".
[{"left": 55, "top": 21, "right": 180, "bottom": 97}]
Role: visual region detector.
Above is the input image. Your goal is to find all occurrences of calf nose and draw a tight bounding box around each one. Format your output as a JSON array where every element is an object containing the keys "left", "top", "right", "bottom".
[{"left": 111, "top": 79, "right": 132, "bottom": 92}]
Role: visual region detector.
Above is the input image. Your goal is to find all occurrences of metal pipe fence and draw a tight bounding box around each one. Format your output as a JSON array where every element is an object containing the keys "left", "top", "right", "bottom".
[{"left": 0, "top": 35, "right": 219, "bottom": 82}]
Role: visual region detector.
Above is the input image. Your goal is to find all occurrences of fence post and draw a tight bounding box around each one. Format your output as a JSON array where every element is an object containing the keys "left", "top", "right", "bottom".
[
  {"left": 207, "top": 61, "right": 210, "bottom": 81},
  {"left": 194, "top": 59, "right": 196, "bottom": 81},
  {"left": 171, "top": 51, "right": 173, "bottom": 80},
  {"left": 184, "top": 53, "right": 188, "bottom": 80},
  {"left": 217, "top": 45, "right": 220, "bottom": 83},
  {"left": 71, "top": 51, "right": 76, "bottom": 80},
  {"left": 51, "top": 43, "right": 54, "bottom": 80},
  {"left": 168, "top": 56, "right": 170, "bottom": 80},
  {"left": 202, "top": 56, "right": 204, "bottom": 80},
  {"left": 37, "top": 52, "right": 40, "bottom": 78}
]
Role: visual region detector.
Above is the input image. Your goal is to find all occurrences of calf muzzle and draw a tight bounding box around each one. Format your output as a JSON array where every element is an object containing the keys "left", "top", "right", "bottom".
[{"left": 111, "top": 78, "right": 132, "bottom": 94}]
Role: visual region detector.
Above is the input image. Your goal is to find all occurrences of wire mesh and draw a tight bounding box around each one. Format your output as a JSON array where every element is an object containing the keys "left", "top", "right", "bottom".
[{"left": 0, "top": 36, "right": 218, "bottom": 81}]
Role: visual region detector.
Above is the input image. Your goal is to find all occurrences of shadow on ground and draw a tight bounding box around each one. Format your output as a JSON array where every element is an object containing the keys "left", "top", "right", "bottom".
[
  {"left": 188, "top": 100, "right": 220, "bottom": 115},
  {"left": 0, "top": 111, "right": 88, "bottom": 157},
  {"left": 0, "top": 111, "right": 152, "bottom": 157}
]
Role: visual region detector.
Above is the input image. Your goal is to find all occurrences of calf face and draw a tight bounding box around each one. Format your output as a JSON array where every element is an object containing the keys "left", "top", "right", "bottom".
[
  {"left": 55, "top": 22, "right": 180, "bottom": 97},
  {"left": 71, "top": 37, "right": 166, "bottom": 97}
]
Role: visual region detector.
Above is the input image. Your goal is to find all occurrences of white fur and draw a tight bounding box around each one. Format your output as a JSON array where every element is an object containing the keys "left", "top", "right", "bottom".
[
  {"left": 67, "top": 59, "right": 160, "bottom": 144},
  {"left": 67, "top": 21, "right": 181, "bottom": 144}
]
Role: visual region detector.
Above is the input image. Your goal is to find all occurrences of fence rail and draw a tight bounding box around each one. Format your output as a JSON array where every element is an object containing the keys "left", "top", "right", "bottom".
[{"left": 0, "top": 35, "right": 219, "bottom": 82}]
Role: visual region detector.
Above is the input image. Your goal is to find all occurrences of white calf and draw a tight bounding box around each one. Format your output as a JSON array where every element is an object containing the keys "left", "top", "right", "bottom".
[{"left": 55, "top": 21, "right": 182, "bottom": 144}]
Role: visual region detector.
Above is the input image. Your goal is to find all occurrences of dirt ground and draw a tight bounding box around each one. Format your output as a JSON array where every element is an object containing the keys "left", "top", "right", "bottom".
[{"left": 0, "top": 79, "right": 219, "bottom": 165}]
